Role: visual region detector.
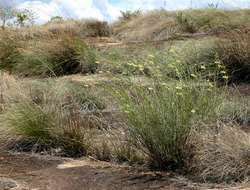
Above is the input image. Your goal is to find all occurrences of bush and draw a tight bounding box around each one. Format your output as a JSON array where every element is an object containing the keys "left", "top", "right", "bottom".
[
  {"left": 84, "top": 20, "right": 111, "bottom": 37},
  {"left": 0, "top": 78, "right": 105, "bottom": 157},
  {"left": 175, "top": 9, "right": 244, "bottom": 34},
  {"left": 0, "top": 33, "right": 21, "bottom": 72},
  {"left": 217, "top": 30, "right": 250, "bottom": 83},
  {"left": 113, "top": 80, "right": 221, "bottom": 170},
  {"left": 120, "top": 10, "right": 142, "bottom": 21},
  {"left": 176, "top": 12, "right": 197, "bottom": 33},
  {"left": 3, "top": 35, "right": 98, "bottom": 77}
]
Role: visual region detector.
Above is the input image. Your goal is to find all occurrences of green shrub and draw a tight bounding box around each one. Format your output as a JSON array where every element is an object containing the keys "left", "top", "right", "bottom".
[
  {"left": 84, "top": 20, "right": 111, "bottom": 37},
  {"left": 113, "top": 80, "right": 221, "bottom": 170},
  {"left": 0, "top": 79, "right": 105, "bottom": 157},
  {"left": 0, "top": 33, "right": 21, "bottom": 72},
  {"left": 175, "top": 9, "right": 241, "bottom": 33},
  {"left": 0, "top": 35, "right": 98, "bottom": 77},
  {"left": 2, "top": 101, "right": 54, "bottom": 145},
  {"left": 120, "top": 10, "right": 142, "bottom": 21},
  {"left": 176, "top": 12, "right": 197, "bottom": 33},
  {"left": 50, "top": 37, "right": 97, "bottom": 75}
]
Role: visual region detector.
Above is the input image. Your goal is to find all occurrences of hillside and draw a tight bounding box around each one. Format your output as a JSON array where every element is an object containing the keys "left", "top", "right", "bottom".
[
  {"left": 0, "top": 8, "right": 250, "bottom": 190},
  {"left": 113, "top": 9, "right": 250, "bottom": 41}
]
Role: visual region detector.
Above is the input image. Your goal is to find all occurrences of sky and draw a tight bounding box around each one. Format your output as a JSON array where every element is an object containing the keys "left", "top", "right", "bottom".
[{"left": 1, "top": 0, "right": 250, "bottom": 23}]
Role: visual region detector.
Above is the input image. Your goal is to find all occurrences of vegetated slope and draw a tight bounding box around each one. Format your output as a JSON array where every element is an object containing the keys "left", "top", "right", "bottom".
[
  {"left": 112, "top": 9, "right": 250, "bottom": 42},
  {"left": 0, "top": 19, "right": 111, "bottom": 41}
]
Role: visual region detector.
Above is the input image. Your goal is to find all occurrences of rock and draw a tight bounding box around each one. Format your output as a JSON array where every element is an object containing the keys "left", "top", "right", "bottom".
[{"left": 0, "top": 178, "right": 17, "bottom": 190}]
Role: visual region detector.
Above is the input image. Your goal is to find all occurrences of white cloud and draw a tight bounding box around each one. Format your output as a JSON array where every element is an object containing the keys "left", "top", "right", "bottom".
[
  {"left": 16, "top": 0, "right": 250, "bottom": 24},
  {"left": 18, "top": 0, "right": 120, "bottom": 23}
]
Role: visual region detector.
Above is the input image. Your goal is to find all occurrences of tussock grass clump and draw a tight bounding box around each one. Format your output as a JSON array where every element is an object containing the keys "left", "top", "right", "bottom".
[
  {"left": 0, "top": 33, "right": 21, "bottom": 72},
  {"left": 175, "top": 9, "right": 235, "bottom": 33},
  {"left": 0, "top": 33, "right": 97, "bottom": 77},
  {"left": 0, "top": 75, "right": 105, "bottom": 157},
  {"left": 45, "top": 19, "right": 111, "bottom": 38},
  {"left": 220, "top": 95, "right": 250, "bottom": 126},
  {"left": 113, "top": 80, "right": 221, "bottom": 170},
  {"left": 84, "top": 20, "right": 111, "bottom": 37},
  {"left": 217, "top": 30, "right": 250, "bottom": 83},
  {"left": 193, "top": 125, "right": 250, "bottom": 182}
]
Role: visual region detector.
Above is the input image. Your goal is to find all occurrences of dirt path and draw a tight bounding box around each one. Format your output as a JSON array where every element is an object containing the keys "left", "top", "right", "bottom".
[{"left": 0, "top": 151, "right": 249, "bottom": 190}]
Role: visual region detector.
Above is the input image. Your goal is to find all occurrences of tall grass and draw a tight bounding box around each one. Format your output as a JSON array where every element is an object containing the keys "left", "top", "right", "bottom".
[
  {"left": 112, "top": 78, "right": 222, "bottom": 170},
  {"left": 217, "top": 30, "right": 250, "bottom": 83},
  {"left": 113, "top": 9, "right": 250, "bottom": 41},
  {"left": 0, "top": 75, "right": 105, "bottom": 156},
  {"left": 0, "top": 32, "right": 98, "bottom": 77}
]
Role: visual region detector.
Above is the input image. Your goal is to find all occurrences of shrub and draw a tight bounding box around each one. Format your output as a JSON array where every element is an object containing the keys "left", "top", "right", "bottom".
[
  {"left": 2, "top": 101, "right": 54, "bottom": 145},
  {"left": 193, "top": 125, "right": 250, "bottom": 182},
  {"left": 0, "top": 33, "right": 21, "bottom": 72},
  {"left": 84, "top": 20, "right": 111, "bottom": 37},
  {"left": 216, "top": 30, "right": 250, "bottom": 83},
  {"left": 113, "top": 80, "right": 221, "bottom": 170},
  {"left": 120, "top": 10, "right": 142, "bottom": 21},
  {"left": 0, "top": 78, "right": 105, "bottom": 157},
  {"left": 175, "top": 9, "right": 239, "bottom": 34},
  {"left": 176, "top": 12, "right": 197, "bottom": 33},
  {"left": 10, "top": 36, "right": 97, "bottom": 77}
]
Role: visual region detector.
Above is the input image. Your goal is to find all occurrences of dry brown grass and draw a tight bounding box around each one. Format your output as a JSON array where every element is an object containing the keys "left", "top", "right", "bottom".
[
  {"left": 217, "top": 29, "right": 250, "bottom": 83},
  {"left": 113, "top": 9, "right": 250, "bottom": 42},
  {"left": 192, "top": 124, "right": 250, "bottom": 182},
  {"left": 113, "top": 10, "right": 179, "bottom": 41},
  {"left": 0, "top": 19, "right": 110, "bottom": 41},
  {"left": 0, "top": 73, "right": 105, "bottom": 157}
]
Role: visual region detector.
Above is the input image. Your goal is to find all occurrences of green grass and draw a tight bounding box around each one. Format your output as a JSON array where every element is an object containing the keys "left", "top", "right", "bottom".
[
  {"left": 0, "top": 77, "right": 105, "bottom": 156},
  {"left": 0, "top": 33, "right": 97, "bottom": 77},
  {"left": 112, "top": 79, "right": 222, "bottom": 170}
]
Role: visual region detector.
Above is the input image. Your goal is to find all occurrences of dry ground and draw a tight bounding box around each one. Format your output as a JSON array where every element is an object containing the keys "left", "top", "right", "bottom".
[{"left": 1, "top": 151, "right": 250, "bottom": 190}]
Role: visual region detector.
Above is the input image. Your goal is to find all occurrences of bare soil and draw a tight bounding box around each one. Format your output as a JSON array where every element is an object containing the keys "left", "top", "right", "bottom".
[{"left": 0, "top": 151, "right": 250, "bottom": 190}]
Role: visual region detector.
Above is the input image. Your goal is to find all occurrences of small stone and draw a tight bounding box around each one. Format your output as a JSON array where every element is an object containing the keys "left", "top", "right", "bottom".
[{"left": 0, "top": 178, "right": 17, "bottom": 190}]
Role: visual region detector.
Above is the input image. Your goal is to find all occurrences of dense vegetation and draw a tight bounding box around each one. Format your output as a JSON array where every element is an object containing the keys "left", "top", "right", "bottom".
[{"left": 0, "top": 8, "right": 250, "bottom": 184}]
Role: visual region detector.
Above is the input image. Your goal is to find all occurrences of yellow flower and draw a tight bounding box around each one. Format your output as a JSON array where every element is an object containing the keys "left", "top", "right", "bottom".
[
  {"left": 215, "top": 60, "right": 221, "bottom": 64},
  {"left": 168, "top": 64, "right": 175, "bottom": 69},
  {"left": 208, "top": 82, "right": 214, "bottom": 88},
  {"left": 218, "top": 64, "right": 224, "bottom": 69},
  {"left": 84, "top": 84, "right": 89, "bottom": 88},
  {"left": 191, "top": 109, "right": 196, "bottom": 114},
  {"left": 190, "top": 74, "right": 197, "bottom": 78},
  {"left": 95, "top": 61, "right": 100, "bottom": 64},
  {"left": 222, "top": 75, "right": 229, "bottom": 80},
  {"left": 176, "top": 92, "right": 183, "bottom": 96},
  {"left": 207, "top": 88, "right": 213, "bottom": 92},
  {"left": 170, "top": 48, "right": 176, "bottom": 54},
  {"left": 148, "top": 54, "right": 155, "bottom": 58},
  {"left": 175, "top": 86, "right": 183, "bottom": 90},
  {"left": 200, "top": 65, "right": 206, "bottom": 70},
  {"left": 148, "top": 87, "right": 154, "bottom": 91}
]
